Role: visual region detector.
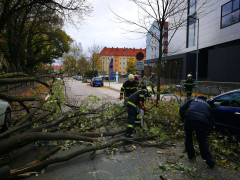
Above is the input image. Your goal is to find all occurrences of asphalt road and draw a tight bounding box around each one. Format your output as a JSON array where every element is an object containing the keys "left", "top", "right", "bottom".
[{"left": 64, "top": 78, "right": 122, "bottom": 106}]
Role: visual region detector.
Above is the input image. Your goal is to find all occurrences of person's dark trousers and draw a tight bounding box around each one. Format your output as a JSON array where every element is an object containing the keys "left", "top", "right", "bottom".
[
  {"left": 135, "top": 118, "right": 141, "bottom": 127},
  {"left": 151, "top": 85, "right": 155, "bottom": 94},
  {"left": 126, "top": 105, "right": 138, "bottom": 136},
  {"left": 186, "top": 92, "right": 192, "bottom": 99},
  {"left": 184, "top": 119, "right": 214, "bottom": 166}
]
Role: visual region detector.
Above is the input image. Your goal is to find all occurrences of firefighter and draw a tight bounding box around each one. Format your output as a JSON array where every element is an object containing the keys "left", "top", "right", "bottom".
[
  {"left": 125, "top": 88, "right": 153, "bottom": 138},
  {"left": 149, "top": 73, "right": 157, "bottom": 95},
  {"left": 184, "top": 74, "right": 195, "bottom": 99},
  {"left": 134, "top": 74, "right": 139, "bottom": 84},
  {"left": 119, "top": 74, "right": 138, "bottom": 101},
  {"left": 179, "top": 96, "right": 215, "bottom": 169},
  {"left": 140, "top": 76, "right": 147, "bottom": 89}
]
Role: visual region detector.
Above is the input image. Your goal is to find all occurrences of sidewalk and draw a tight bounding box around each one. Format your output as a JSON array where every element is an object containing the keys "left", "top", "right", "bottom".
[
  {"left": 104, "top": 82, "right": 184, "bottom": 103},
  {"left": 104, "top": 81, "right": 122, "bottom": 91}
]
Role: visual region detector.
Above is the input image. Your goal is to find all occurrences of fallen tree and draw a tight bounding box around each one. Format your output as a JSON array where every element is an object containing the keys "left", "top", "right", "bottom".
[{"left": 0, "top": 72, "right": 168, "bottom": 179}]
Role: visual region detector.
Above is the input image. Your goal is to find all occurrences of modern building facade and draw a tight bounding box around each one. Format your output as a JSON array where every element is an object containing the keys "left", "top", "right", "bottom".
[
  {"left": 145, "top": 0, "right": 240, "bottom": 84},
  {"left": 99, "top": 47, "right": 146, "bottom": 76},
  {"left": 146, "top": 21, "right": 168, "bottom": 60}
]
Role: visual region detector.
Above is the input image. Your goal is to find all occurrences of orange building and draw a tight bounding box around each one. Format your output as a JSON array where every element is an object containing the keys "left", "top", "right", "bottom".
[{"left": 99, "top": 47, "right": 146, "bottom": 75}]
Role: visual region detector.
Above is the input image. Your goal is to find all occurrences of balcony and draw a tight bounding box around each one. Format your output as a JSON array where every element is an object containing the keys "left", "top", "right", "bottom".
[
  {"left": 163, "top": 41, "right": 168, "bottom": 45},
  {"left": 163, "top": 49, "right": 168, "bottom": 54},
  {"left": 163, "top": 32, "right": 168, "bottom": 37}
]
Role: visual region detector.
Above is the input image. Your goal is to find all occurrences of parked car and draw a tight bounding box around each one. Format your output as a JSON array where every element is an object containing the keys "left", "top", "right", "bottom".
[
  {"left": 73, "top": 75, "right": 82, "bottom": 80},
  {"left": 90, "top": 77, "right": 103, "bottom": 87},
  {"left": 207, "top": 89, "right": 240, "bottom": 135},
  {"left": 0, "top": 100, "right": 11, "bottom": 132}
]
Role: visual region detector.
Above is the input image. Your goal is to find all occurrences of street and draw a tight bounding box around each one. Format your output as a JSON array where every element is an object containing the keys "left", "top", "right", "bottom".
[{"left": 65, "top": 78, "right": 120, "bottom": 100}]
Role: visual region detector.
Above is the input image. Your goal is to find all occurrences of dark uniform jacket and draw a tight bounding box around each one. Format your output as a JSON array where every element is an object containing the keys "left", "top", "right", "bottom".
[
  {"left": 127, "top": 89, "right": 148, "bottom": 110},
  {"left": 179, "top": 98, "right": 212, "bottom": 125},
  {"left": 120, "top": 80, "right": 138, "bottom": 97},
  {"left": 149, "top": 76, "right": 157, "bottom": 85},
  {"left": 184, "top": 79, "right": 195, "bottom": 92}
]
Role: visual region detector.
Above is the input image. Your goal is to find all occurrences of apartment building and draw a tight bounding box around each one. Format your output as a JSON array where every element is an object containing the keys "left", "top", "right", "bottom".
[
  {"left": 145, "top": 0, "right": 240, "bottom": 84},
  {"left": 146, "top": 21, "right": 168, "bottom": 60},
  {"left": 99, "top": 47, "right": 146, "bottom": 75}
]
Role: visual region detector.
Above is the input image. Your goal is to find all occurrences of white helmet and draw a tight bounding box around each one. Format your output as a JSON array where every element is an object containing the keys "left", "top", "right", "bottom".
[
  {"left": 128, "top": 74, "right": 134, "bottom": 80},
  {"left": 187, "top": 74, "right": 192, "bottom": 78},
  {"left": 147, "top": 88, "right": 153, "bottom": 97}
]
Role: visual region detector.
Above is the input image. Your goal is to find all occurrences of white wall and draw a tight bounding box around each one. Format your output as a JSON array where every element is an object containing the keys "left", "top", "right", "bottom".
[{"left": 168, "top": 0, "right": 240, "bottom": 56}]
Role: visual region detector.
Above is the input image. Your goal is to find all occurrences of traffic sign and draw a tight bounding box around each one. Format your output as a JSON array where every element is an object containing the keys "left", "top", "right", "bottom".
[
  {"left": 135, "top": 61, "right": 144, "bottom": 70},
  {"left": 136, "top": 52, "right": 144, "bottom": 60}
]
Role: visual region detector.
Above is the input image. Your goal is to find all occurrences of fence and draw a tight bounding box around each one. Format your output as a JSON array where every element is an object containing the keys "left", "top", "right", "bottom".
[{"left": 174, "top": 84, "right": 237, "bottom": 97}]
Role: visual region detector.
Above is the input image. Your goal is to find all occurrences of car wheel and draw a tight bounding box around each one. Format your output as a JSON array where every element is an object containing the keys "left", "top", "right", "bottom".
[{"left": 3, "top": 109, "right": 11, "bottom": 131}]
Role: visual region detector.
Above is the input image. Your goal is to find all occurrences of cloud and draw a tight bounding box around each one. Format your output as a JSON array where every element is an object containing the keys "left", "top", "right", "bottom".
[{"left": 64, "top": 0, "right": 146, "bottom": 53}]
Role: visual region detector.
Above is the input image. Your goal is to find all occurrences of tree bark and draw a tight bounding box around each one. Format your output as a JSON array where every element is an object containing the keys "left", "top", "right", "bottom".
[
  {"left": 0, "top": 72, "right": 27, "bottom": 78},
  {"left": 0, "top": 77, "right": 49, "bottom": 88},
  {"left": 0, "top": 93, "right": 37, "bottom": 102},
  {"left": 0, "top": 132, "right": 97, "bottom": 155}
]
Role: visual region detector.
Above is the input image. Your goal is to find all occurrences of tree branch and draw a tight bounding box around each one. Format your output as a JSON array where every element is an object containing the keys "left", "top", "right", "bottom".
[{"left": 0, "top": 132, "right": 97, "bottom": 155}]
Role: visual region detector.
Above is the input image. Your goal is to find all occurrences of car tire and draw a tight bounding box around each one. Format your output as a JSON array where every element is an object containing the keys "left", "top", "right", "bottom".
[{"left": 3, "top": 109, "right": 11, "bottom": 131}]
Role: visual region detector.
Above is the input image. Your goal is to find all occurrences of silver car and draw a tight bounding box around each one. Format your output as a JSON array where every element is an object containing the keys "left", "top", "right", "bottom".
[{"left": 0, "top": 100, "right": 11, "bottom": 132}]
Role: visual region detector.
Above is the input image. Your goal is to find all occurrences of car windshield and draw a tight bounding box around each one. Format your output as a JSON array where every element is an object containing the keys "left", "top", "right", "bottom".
[
  {"left": 94, "top": 78, "right": 102, "bottom": 80},
  {"left": 213, "top": 92, "right": 240, "bottom": 107}
]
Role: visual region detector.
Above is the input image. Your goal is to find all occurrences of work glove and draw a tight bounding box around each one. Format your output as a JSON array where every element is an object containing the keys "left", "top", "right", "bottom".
[
  {"left": 119, "top": 95, "right": 123, "bottom": 100},
  {"left": 141, "top": 106, "right": 148, "bottom": 112}
]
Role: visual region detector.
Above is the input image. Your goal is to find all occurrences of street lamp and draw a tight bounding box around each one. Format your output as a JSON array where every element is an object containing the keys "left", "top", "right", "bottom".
[{"left": 188, "top": 14, "right": 199, "bottom": 89}]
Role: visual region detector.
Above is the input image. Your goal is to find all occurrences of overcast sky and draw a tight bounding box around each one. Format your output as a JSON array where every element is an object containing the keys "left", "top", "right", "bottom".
[{"left": 64, "top": 0, "right": 146, "bottom": 53}]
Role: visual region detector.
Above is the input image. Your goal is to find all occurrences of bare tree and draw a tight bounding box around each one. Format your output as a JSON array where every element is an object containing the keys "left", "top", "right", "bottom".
[
  {"left": 111, "top": 0, "right": 213, "bottom": 102},
  {"left": 88, "top": 43, "right": 102, "bottom": 71}
]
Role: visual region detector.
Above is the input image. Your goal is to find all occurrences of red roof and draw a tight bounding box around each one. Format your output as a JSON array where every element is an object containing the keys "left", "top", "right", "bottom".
[
  {"left": 44, "top": 65, "right": 63, "bottom": 69},
  {"left": 100, "top": 47, "right": 146, "bottom": 57},
  {"left": 52, "top": 65, "right": 63, "bottom": 69}
]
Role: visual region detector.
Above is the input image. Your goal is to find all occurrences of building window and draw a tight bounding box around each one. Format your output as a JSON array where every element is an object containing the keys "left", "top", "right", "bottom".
[
  {"left": 187, "top": 0, "right": 196, "bottom": 48},
  {"left": 115, "top": 65, "right": 117, "bottom": 67},
  {"left": 115, "top": 60, "right": 117, "bottom": 62},
  {"left": 221, "top": 0, "right": 240, "bottom": 28}
]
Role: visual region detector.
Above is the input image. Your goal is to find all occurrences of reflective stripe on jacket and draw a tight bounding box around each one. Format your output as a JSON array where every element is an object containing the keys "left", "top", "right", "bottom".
[
  {"left": 120, "top": 80, "right": 138, "bottom": 97},
  {"left": 184, "top": 79, "right": 195, "bottom": 92},
  {"left": 127, "top": 89, "right": 148, "bottom": 108}
]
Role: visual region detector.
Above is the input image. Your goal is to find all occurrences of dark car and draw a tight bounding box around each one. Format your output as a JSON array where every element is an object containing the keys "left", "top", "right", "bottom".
[
  {"left": 207, "top": 89, "right": 240, "bottom": 135},
  {"left": 90, "top": 77, "right": 103, "bottom": 87}
]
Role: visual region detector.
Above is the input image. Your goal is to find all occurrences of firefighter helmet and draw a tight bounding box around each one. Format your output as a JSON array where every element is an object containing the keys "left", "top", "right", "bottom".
[
  {"left": 187, "top": 74, "right": 192, "bottom": 78},
  {"left": 128, "top": 74, "right": 134, "bottom": 81},
  {"left": 147, "top": 88, "right": 153, "bottom": 97}
]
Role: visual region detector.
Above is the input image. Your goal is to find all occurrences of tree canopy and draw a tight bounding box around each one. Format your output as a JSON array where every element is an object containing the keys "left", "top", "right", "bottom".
[{"left": 0, "top": 0, "right": 92, "bottom": 74}]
